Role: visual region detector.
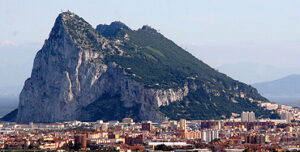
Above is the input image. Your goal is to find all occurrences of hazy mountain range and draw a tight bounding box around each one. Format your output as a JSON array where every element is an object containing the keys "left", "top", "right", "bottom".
[
  {"left": 218, "top": 63, "right": 300, "bottom": 107},
  {"left": 252, "top": 74, "right": 300, "bottom": 107},
  {"left": 253, "top": 74, "right": 300, "bottom": 97},
  {"left": 218, "top": 62, "right": 300, "bottom": 84},
  {"left": 0, "top": 96, "right": 18, "bottom": 118}
]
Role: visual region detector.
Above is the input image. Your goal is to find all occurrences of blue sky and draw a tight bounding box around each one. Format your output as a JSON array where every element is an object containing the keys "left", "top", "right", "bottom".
[
  {"left": 1, "top": 0, "right": 300, "bottom": 93},
  {"left": 1, "top": 0, "right": 300, "bottom": 45}
]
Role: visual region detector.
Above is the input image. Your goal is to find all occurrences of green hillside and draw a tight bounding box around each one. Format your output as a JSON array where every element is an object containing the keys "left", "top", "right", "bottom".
[{"left": 96, "top": 22, "right": 278, "bottom": 120}]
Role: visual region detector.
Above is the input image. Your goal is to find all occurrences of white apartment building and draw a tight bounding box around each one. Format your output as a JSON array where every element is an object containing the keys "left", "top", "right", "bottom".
[{"left": 241, "top": 111, "right": 256, "bottom": 122}]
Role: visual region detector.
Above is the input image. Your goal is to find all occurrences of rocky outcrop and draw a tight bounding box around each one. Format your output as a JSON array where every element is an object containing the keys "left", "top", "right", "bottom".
[
  {"left": 4, "top": 11, "right": 275, "bottom": 123},
  {"left": 15, "top": 12, "right": 189, "bottom": 123}
]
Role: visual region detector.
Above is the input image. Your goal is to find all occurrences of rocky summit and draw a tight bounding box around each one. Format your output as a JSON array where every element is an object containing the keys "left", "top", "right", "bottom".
[{"left": 2, "top": 12, "right": 277, "bottom": 123}]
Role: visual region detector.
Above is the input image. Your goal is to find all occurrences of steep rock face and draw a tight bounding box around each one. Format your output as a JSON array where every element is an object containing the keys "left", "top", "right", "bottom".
[
  {"left": 6, "top": 12, "right": 277, "bottom": 123},
  {"left": 16, "top": 12, "right": 188, "bottom": 123}
]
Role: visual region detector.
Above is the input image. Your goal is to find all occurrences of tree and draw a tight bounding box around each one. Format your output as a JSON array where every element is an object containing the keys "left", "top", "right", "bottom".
[
  {"left": 73, "top": 143, "right": 82, "bottom": 151},
  {"left": 28, "top": 144, "right": 34, "bottom": 149},
  {"left": 154, "top": 144, "right": 173, "bottom": 151},
  {"left": 243, "top": 148, "right": 251, "bottom": 152}
]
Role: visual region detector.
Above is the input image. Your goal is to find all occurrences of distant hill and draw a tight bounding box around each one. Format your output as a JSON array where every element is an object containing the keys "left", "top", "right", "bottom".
[
  {"left": 0, "top": 96, "right": 18, "bottom": 118},
  {"left": 252, "top": 74, "right": 300, "bottom": 107},
  {"left": 253, "top": 74, "right": 300, "bottom": 97},
  {"left": 218, "top": 62, "right": 300, "bottom": 84}
]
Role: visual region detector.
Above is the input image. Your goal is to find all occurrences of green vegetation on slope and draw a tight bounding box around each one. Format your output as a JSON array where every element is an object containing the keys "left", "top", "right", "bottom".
[
  {"left": 108, "top": 27, "right": 213, "bottom": 89},
  {"left": 51, "top": 12, "right": 104, "bottom": 52},
  {"left": 100, "top": 24, "right": 266, "bottom": 100},
  {"left": 96, "top": 23, "right": 273, "bottom": 120},
  {"left": 160, "top": 92, "right": 278, "bottom": 120}
]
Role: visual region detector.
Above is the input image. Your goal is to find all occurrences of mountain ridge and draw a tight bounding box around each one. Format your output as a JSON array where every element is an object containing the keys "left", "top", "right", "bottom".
[
  {"left": 218, "top": 62, "right": 300, "bottom": 84},
  {"left": 2, "top": 12, "right": 277, "bottom": 123},
  {"left": 253, "top": 74, "right": 300, "bottom": 97}
]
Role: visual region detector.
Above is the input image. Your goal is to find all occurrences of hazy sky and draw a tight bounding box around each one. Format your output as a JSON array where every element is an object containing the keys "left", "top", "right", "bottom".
[{"left": 1, "top": 0, "right": 300, "bottom": 92}]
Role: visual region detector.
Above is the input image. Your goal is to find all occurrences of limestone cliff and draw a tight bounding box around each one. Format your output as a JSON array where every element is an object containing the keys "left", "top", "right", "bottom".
[
  {"left": 15, "top": 12, "right": 189, "bottom": 123},
  {"left": 2, "top": 12, "right": 277, "bottom": 123}
]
